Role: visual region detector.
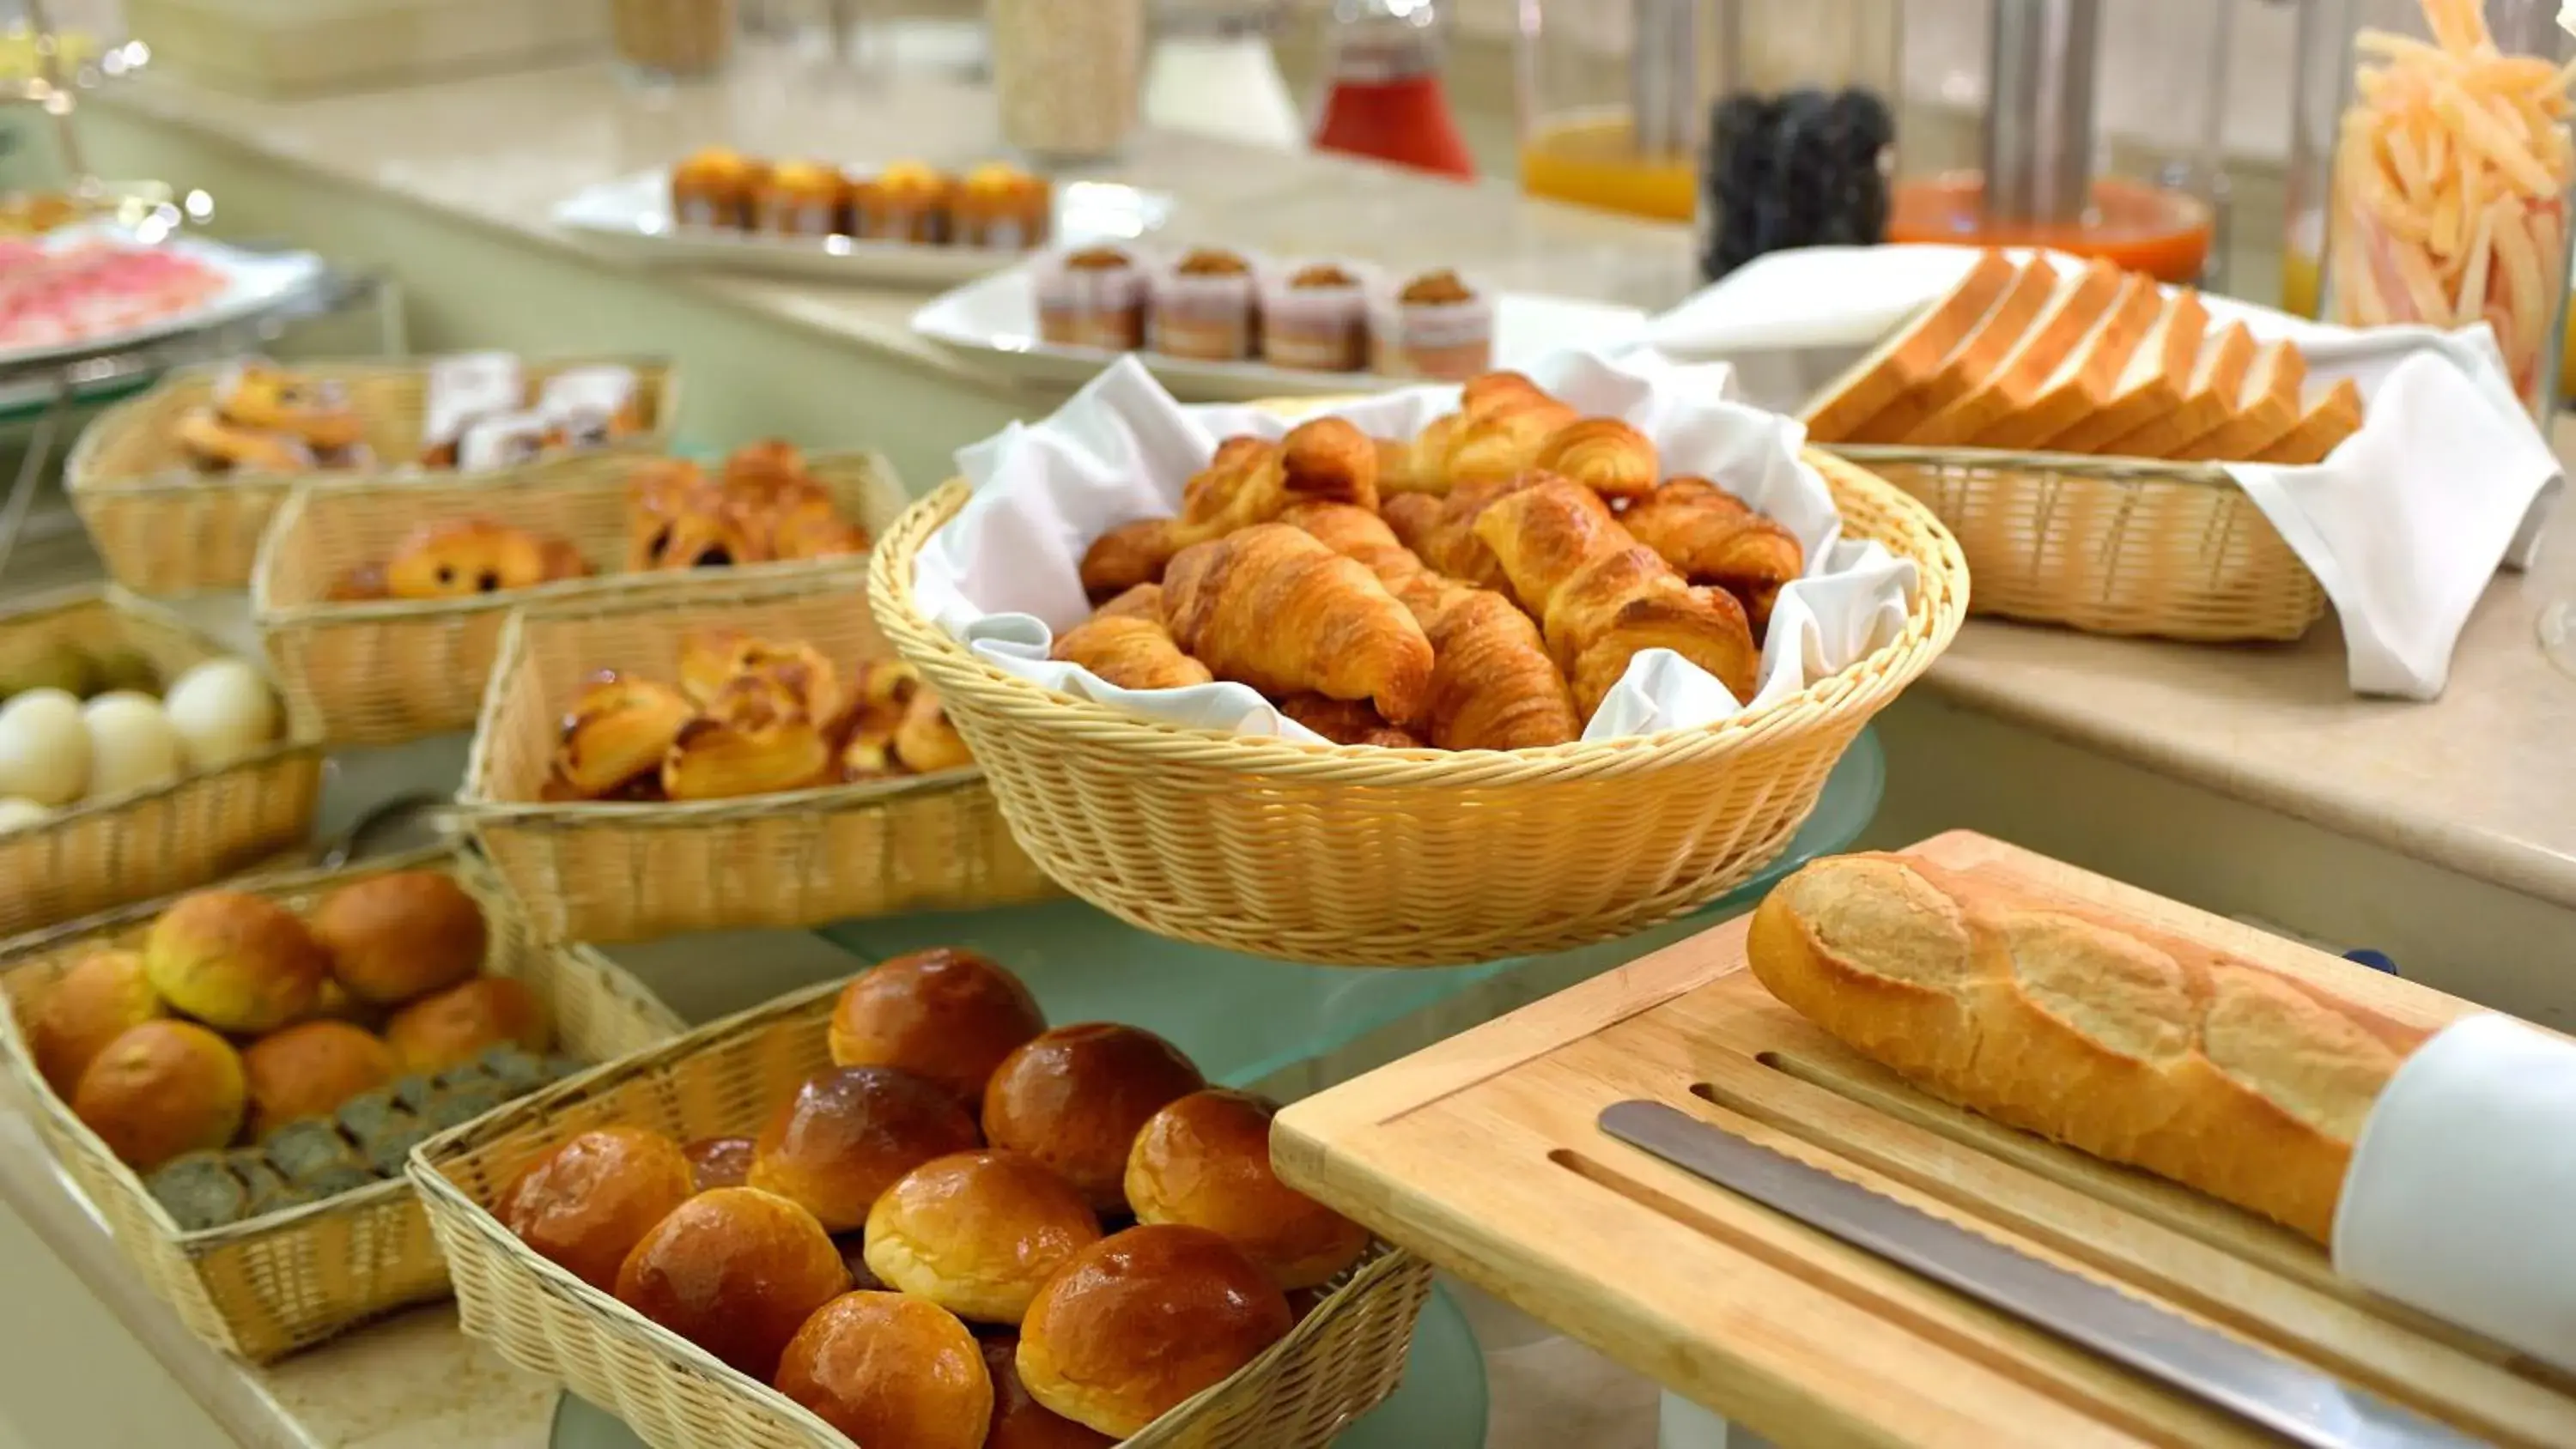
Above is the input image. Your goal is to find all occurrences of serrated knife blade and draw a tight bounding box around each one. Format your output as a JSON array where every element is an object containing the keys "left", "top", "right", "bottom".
[{"left": 1597, "top": 1100, "right": 2489, "bottom": 1449}]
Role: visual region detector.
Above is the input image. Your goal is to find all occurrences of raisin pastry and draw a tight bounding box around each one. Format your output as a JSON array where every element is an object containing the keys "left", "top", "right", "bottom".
[
  {"left": 214, "top": 361, "right": 368, "bottom": 453},
  {"left": 176, "top": 409, "right": 317, "bottom": 475},
  {"left": 552, "top": 673, "right": 694, "bottom": 798},
  {"left": 384, "top": 519, "right": 586, "bottom": 600}
]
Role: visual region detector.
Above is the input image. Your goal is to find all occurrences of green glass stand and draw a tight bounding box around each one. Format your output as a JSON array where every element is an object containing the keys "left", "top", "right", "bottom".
[{"left": 819, "top": 729, "right": 1881, "bottom": 1092}]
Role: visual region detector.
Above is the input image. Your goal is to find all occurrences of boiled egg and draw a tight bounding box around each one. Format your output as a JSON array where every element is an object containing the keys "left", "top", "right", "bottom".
[
  {"left": 162, "top": 658, "right": 280, "bottom": 771},
  {"left": 0, "top": 688, "right": 90, "bottom": 806},
  {"left": 81, "top": 691, "right": 183, "bottom": 800}
]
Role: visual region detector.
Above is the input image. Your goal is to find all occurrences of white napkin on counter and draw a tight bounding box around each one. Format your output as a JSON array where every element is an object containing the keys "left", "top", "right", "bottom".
[
  {"left": 2334, "top": 1013, "right": 2576, "bottom": 1373},
  {"left": 1644, "top": 249, "right": 2565, "bottom": 699},
  {"left": 911, "top": 351, "right": 1918, "bottom": 745}
]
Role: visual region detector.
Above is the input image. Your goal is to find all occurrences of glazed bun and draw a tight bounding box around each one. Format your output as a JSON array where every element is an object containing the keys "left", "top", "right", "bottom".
[
  {"left": 862, "top": 1149, "right": 1101, "bottom": 1324},
  {"left": 827, "top": 948, "right": 1046, "bottom": 1106},
  {"left": 1016, "top": 1224, "right": 1292, "bottom": 1439},
  {"left": 680, "top": 1135, "right": 755, "bottom": 1193},
  {"left": 981, "top": 1336, "right": 1115, "bottom": 1449},
  {"left": 310, "top": 870, "right": 487, "bottom": 1006},
  {"left": 982, "top": 1024, "right": 1205, "bottom": 1213},
  {"left": 615, "top": 1187, "right": 848, "bottom": 1380},
  {"left": 747, "top": 1066, "right": 982, "bottom": 1232},
  {"left": 774, "top": 1292, "right": 991, "bottom": 1449},
  {"left": 498, "top": 1127, "right": 696, "bottom": 1290},
  {"left": 1126, "top": 1089, "right": 1369, "bottom": 1290}
]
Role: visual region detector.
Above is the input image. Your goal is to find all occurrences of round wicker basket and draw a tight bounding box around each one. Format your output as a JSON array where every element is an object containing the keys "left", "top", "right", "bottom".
[{"left": 867, "top": 449, "right": 1970, "bottom": 967}]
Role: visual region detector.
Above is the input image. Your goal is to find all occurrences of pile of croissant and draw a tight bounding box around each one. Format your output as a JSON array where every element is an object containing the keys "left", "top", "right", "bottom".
[
  {"left": 1062, "top": 372, "right": 1805, "bottom": 750},
  {"left": 544, "top": 628, "right": 970, "bottom": 803}
]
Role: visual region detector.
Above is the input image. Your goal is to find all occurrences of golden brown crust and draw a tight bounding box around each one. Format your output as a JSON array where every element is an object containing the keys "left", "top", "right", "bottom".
[
  {"left": 614, "top": 1187, "right": 850, "bottom": 1380},
  {"left": 982, "top": 1337, "right": 1116, "bottom": 1449},
  {"left": 681, "top": 1135, "right": 756, "bottom": 1192},
  {"left": 1161, "top": 524, "right": 1436, "bottom": 730},
  {"left": 863, "top": 1149, "right": 1103, "bottom": 1323},
  {"left": 1620, "top": 477, "right": 1805, "bottom": 633},
  {"left": 749, "top": 1064, "right": 984, "bottom": 1232},
  {"left": 71, "top": 1020, "right": 245, "bottom": 1171},
  {"left": 1125, "top": 1089, "right": 1370, "bottom": 1290},
  {"left": 240, "top": 1021, "right": 396, "bottom": 1137},
  {"left": 775, "top": 1292, "right": 991, "bottom": 1449},
  {"left": 982, "top": 1024, "right": 1206, "bottom": 1213},
  {"left": 1533, "top": 417, "right": 1658, "bottom": 501},
  {"left": 553, "top": 673, "right": 694, "bottom": 798},
  {"left": 500, "top": 1126, "right": 696, "bottom": 1290},
  {"left": 1016, "top": 1225, "right": 1294, "bottom": 1439},
  {"left": 891, "top": 687, "right": 974, "bottom": 773},
  {"left": 1398, "top": 269, "right": 1475, "bottom": 305},
  {"left": 311, "top": 871, "right": 488, "bottom": 1006},
  {"left": 1274, "top": 693, "right": 1425, "bottom": 749},
  {"left": 1051, "top": 609, "right": 1215, "bottom": 692},
  {"left": 143, "top": 891, "right": 331, "bottom": 1034},
  {"left": 31, "top": 949, "right": 162, "bottom": 1099},
  {"left": 385, "top": 518, "right": 559, "bottom": 600},
  {"left": 827, "top": 948, "right": 1048, "bottom": 1107},
  {"left": 382, "top": 976, "right": 550, "bottom": 1072},
  {"left": 1745, "top": 854, "right": 2427, "bottom": 1242}
]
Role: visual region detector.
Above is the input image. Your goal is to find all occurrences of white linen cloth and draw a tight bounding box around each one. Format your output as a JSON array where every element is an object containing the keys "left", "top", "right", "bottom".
[
  {"left": 910, "top": 351, "right": 1919, "bottom": 746},
  {"left": 2334, "top": 1012, "right": 2576, "bottom": 1373},
  {"left": 1643, "top": 248, "right": 2566, "bottom": 699}
]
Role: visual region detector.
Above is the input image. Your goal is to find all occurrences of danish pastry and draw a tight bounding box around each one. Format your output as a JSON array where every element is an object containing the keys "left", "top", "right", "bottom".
[
  {"left": 384, "top": 519, "right": 579, "bottom": 600},
  {"left": 554, "top": 674, "right": 694, "bottom": 797},
  {"left": 677, "top": 629, "right": 846, "bottom": 728},
  {"left": 891, "top": 688, "right": 974, "bottom": 773},
  {"left": 175, "top": 409, "right": 316, "bottom": 475},
  {"left": 663, "top": 670, "right": 835, "bottom": 800},
  {"left": 213, "top": 361, "right": 368, "bottom": 452}
]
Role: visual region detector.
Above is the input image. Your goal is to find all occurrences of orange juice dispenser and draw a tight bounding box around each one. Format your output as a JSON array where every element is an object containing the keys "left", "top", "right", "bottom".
[
  {"left": 1516, "top": 0, "right": 1715, "bottom": 221},
  {"left": 1891, "top": 0, "right": 2227, "bottom": 286}
]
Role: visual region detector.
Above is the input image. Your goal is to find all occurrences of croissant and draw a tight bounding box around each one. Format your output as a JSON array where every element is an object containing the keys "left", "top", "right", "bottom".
[
  {"left": 554, "top": 673, "right": 695, "bottom": 797},
  {"left": 1375, "top": 373, "right": 1579, "bottom": 494},
  {"left": 663, "top": 669, "right": 834, "bottom": 800},
  {"left": 1533, "top": 417, "right": 1658, "bottom": 501},
  {"left": 1077, "top": 418, "right": 1381, "bottom": 600},
  {"left": 891, "top": 688, "right": 975, "bottom": 773},
  {"left": 1620, "top": 476, "right": 1805, "bottom": 631},
  {"left": 1379, "top": 476, "right": 1538, "bottom": 592},
  {"left": 1277, "top": 694, "right": 1425, "bottom": 749},
  {"left": 1078, "top": 518, "right": 1184, "bottom": 602},
  {"left": 1052, "top": 585, "right": 1215, "bottom": 691},
  {"left": 1161, "top": 524, "right": 1436, "bottom": 727},
  {"left": 1471, "top": 476, "right": 1760, "bottom": 716},
  {"left": 1274, "top": 502, "right": 1428, "bottom": 593}
]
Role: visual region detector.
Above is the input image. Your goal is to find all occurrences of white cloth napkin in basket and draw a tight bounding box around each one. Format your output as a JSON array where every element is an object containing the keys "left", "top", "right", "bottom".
[
  {"left": 911, "top": 351, "right": 1918, "bottom": 745},
  {"left": 1643, "top": 248, "right": 2566, "bottom": 700}
]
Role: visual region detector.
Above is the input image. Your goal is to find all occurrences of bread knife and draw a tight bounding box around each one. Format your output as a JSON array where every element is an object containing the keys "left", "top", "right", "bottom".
[{"left": 1596, "top": 1100, "right": 2490, "bottom": 1449}]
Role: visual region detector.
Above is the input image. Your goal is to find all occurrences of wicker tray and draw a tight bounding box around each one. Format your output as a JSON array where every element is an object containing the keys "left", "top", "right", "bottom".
[
  {"left": 0, "top": 585, "right": 325, "bottom": 938},
  {"left": 252, "top": 450, "right": 909, "bottom": 746},
  {"left": 866, "top": 449, "right": 1970, "bottom": 967},
  {"left": 64, "top": 355, "right": 681, "bottom": 595},
  {"left": 410, "top": 974, "right": 1437, "bottom": 1449},
  {"left": 458, "top": 574, "right": 1057, "bottom": 943},
  {"left": 0, "top": 846, "right": 683, "bottom": 1361},
  {"left": 1827, "top": 444, "right": 2329, "bottom": 642}
]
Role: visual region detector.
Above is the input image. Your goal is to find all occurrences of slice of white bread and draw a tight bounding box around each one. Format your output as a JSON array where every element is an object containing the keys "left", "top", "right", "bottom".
[
  {"left": 1802, "top": 251, "right": 2020, "bottom": 443},
  {"left": 2038, "top": 289, "right": 2210, "bottom": 454},
  {"left": 1849, "top": 260, "right": 2061, "bottom": 444},
  {"left": 2094, "top": 322, "right": 2257, "bottom": 460},
  {"left": 2247, "top": 379, "right": 2366, "bottom": 464},
  {"left": 1904, "top": 260, "right": 2126, "bottom": 446},
  {"left": 2170, "top": 340, "right": 2308, "bottom": 462},
  {"left": 1967, "top": 272, "right": 2166, "bottom": 452}
]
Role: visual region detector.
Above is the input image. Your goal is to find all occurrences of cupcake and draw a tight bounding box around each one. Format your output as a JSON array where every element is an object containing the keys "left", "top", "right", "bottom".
[
  {"left": 669, "top": 148, "right": 762, "bottom": 231},
  {"left": 756, "top": 161, "right": 849, "bottom": 239},
  {"left": 1150, "top": 248, "right": 1260, "bottom": 363},
  {"left": 1036, "top": 247, "right": 1149, "bottom": 351},
  {"left": 1370, "top": 269, "right": 1495, "bottom": 380},
  {"left": 952, "top": 163, "right": 1052, "bottom": 250},
  {"left": 1261, "top": 262, "right": 1372, "bottom": 373},
  {"left": 853, "top": 161, "right": 952, "bottom": 244}
]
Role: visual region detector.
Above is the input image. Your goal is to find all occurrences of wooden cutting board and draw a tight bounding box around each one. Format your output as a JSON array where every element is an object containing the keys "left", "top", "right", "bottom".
[{"left": 1272, "top": 831, "right": 2576, "bottom": 1448}]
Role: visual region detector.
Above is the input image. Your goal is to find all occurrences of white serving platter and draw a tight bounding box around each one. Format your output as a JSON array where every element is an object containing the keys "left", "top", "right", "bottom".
[
  {"left": 909, "top": 266, "right": 1650, "bottom": 402},
  {"left": 550, "top": 169, "right": 1175, "bottom": 288},
  {"left": 0, "top": 223, "right": 327, "bottom": 373}
]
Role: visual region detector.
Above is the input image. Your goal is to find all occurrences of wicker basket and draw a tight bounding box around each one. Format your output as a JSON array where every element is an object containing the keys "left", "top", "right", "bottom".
[
  {"left": 0, "top": 585, "right": 325, "bottom": 938},
  {"left": 867, "top": 449, "right": 1969, "bottom": 967},
  {"left": 253, "top": 450, "right": 909, "bottom": 746},
  {"left": 64, "top": 355, "right": 681, "bottom": 595},
  {"left": 1828, "top": 444, "right": 2329, "bottom": 642},
  {"left": 0, "top": 846, "right": 683, "bottom": 1361},
  {"left": 410, "top": 975, "right": 1437, "bottom": 1449},
  {"left": 458, "top": 575, "right": 1057, "bottom": 943}
]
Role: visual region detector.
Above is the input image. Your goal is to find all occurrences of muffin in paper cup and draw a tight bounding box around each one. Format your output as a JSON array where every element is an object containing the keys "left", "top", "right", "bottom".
[
  {"left": 953, "top": 163, "right": 1053, "bottom": 250},
  {"left": 1036, "top": 246, "right": 1151, "bottom": 351},
  {"left": 853, "top": 161, "right": 952, "bottom": 243},
  {"left": 1369, "top": 269, "right": 1495, "bottom": 380},
  {"left": 1261, "top": 259, "right": 1378, "bottom": 373},
  {"left": 1149, "top": 247, "right": 1262, "bottom": 362}
]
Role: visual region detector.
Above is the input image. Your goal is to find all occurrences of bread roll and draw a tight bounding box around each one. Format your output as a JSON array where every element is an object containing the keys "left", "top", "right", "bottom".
[
  {"left": 828, "top": 948, "right": 1047, "bottom": 1107},
  {"left": 864, "top": 1149, "right": 1102, "bottom": 1324},
  {"left": 1746, "top": 854, "right": 2427, "bottom": 1241},
  {"left": 1126, "top": 1089, "right": 1368, "bottom": 1289},
  {"left": 499, "top": 1127, "right": 696, "bottom": 1290},
  {"left": 1017, "top": 1224, "right": 1293, "bottom": 1438},
  {"left": 981, "top": 1336, "right": 1114, "bottom": 1449},
  {"left": 311, "top": 871, "right": 488, "bottom": 1005},
  {"left": 749, "top": 1065, "right": 982, "bottom": 1232},
  {"left": 983, "top": 1023, "right": 1206, "bottom": 1213},
  {"left": 680, "top": 1135, "right": 755, "bottom": 1193},
  {"left": 774, "top": 1291, "right": 991, "bottom": 1449},
  {"left": 614, "top": 1186, "right": 849, "bottom": 1379}
]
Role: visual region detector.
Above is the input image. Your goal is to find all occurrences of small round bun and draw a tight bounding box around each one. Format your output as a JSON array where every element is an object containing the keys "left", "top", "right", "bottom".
[
  {"left": 981, "top": 1336, "right": 1114, "bottom": 1449},
  {"left": 774, "top": 1291, "right": 992, "bottom": 1449},
  {"left": 72, "top": 1020, "right": 246, "bottom": 1171},
  {"left": 863, "top": 1149, "right": 1100, "bottom": 1324},
  {"left": 143, "top": 890, "right": 330, "bottom": 1034},
  {"left": 311, "top": 871, "right": 488, "bottom": 1005},
  {"left": 1016, "top": 1224, "right": 1292, "bottom": 1439},
  {"left": 982, "top": 1024, "right": 1205, "bottom": 1212},
  {"left": 241, "top": 1021, "right": 398, "bottom": 1137},
  {"left": 748, "top": 1066, "right": 982, "bottom": 1232},
  {"left": 499, "top": 1126, "right": 696, "bottom": 1290},
  {"left": 1126, "top": 1089, "right": 1369, "bottom": 1289},
  {"left": 681, "top": 1135, "right": 756, "bottom": 1193},
  {"left": 829, "top": 948, "right": 1046, "bottom": 1106},
  {"left": 31, "top": 949, "right": 162, "bottom": 1097},
  {"left": 615, "top": 1187, "right": 849, "bottom": 1380},
  {"left": 384, "top": 977, "right": 550, "bottom": 1074}
]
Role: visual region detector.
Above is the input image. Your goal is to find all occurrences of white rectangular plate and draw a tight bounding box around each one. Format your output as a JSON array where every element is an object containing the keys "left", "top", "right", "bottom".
[
  {"left": 910, "top": 267, "right": 1649, "bottom": 402},
  {"left": 550, "top": 170, "right": 1174, "bottom": 288},
  {"left": 0, "top": 223, "right": 327, "bottom": 372}
]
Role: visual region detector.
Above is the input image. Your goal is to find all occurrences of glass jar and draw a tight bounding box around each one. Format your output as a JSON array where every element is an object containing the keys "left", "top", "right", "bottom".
[
  {"left": 1312, "top": 0, "right": 1477, "bottom": 179},
  {"left": 2289, "top": 0, "right": 2573, "bottom": 419},
  {"left": 991, "top": 0, "right": 1146, "bottom": 164},
  {"left": 1516, "top": 0, "right": 1714, "bottom": 221},
  {"left": 1143, "top": 0, "right": 1303, "bottom": 151},
  {"left": 610, "top": 0, "right": 737, "bottom": 82},
  {"left": 1695, "top": 0, "right": 1903, "bottom": 282}
]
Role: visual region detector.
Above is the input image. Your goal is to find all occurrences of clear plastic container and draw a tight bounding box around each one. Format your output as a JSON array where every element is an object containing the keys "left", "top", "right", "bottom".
[
  {"left": 1516, "top": 0, "right": 1715, "bottom": 221},
  {"left": 1694, "top": 0, "right": 1903, "bottom": 282}
]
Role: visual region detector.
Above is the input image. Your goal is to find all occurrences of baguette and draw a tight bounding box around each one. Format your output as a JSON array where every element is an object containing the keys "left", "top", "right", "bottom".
[
  {"left": 2247, "top": 379, "right": 2366, "bottom": 465},
  {"left": 1841, "top": 260, "right": 2060, "bottom": 445},
  {"left": 1745, "top": 853, "right": 2427, "bottom": 1242},
  {"left": 1802, "top": 251, "right": 2019, "bottom": 443},
  {"left": 1905, "top": 260, "right": 2126, "bottom": 447}
]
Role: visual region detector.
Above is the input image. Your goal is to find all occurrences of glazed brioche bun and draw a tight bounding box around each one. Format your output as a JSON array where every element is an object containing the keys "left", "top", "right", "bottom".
[
  {"left": 747, "top": 1066, "right": 982, "bottom": 1232},
  {"left": 310, "top": 870, "right": 488, "bottom": 1005},
  {"left": 1015, "top": 1224, "right": 1293, "bottom": 1439},
  {"left": 384, "top": 977, "right": 550, "bottom": 1074},
  {"left": 240, "top": 1021, "right": 398, "bottom": 1137},
  {"left": 862, "top": 1149, "right": 1101, "bottom": 1324},
  {"left": 981, "top": 1336, "right": 1114, "bottom": 1449},
  {"left": 498, "top": 1126, "right": 696, "bottom": 1290},
  {"left": 982, "top": 1024, "right": 1206, "bottom": 1213},
  {"left": 827, "top": 948, "right": 1046, "bottom": 1106},
  {"left": 774, "top": 1291, "right": 991, "bottom": 1449},
  {"left": 680, "top": 1135, "right": 755, "bottom": 1193},
  {"left": 614, "top": 1187, "right": 849, "bottom": 1380},
  {"left": 1126, "top": 1088, "right": 1369, "bottom": 1289}
]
